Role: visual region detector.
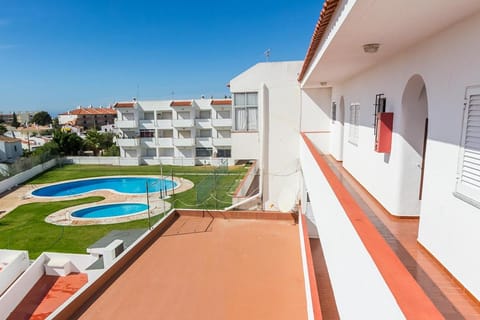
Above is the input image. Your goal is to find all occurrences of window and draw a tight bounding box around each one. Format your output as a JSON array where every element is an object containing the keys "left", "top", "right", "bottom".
[
  {"left": 349, "top": 103, "right": 360, "bottom": 145},
  {"left": 196, "top": 147, "right": 212, "bottom": 157},
  {"left": 455, "top": 86, "right": 480, "bottom": 206},
  {"left": 233, "top": 92, "right": 258, "bottom": 131},
  {"left": 198, "top": 129, "right": 211, "bottom": 137},
  {"left": 217, "top": 148, "right": 231, "bottom": 158},
  {"left": 140, "top": 129, "right": 154, "bottom": 138}
]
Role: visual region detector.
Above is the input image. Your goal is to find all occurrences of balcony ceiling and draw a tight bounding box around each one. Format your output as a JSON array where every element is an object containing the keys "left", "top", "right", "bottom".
[{"left": 302, "top": 0, "right": 480, "bottom": 87}]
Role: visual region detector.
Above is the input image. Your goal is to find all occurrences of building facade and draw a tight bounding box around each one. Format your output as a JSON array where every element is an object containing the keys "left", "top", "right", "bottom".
[
  {"left": 114, "top": 99, "right": 233, "bottom": 166},
  {"left": 0, "top": 136, "right": 23, "bottom": 163},
  {"left": 58, "top": 106, "right": 117, "bottom": 131}
]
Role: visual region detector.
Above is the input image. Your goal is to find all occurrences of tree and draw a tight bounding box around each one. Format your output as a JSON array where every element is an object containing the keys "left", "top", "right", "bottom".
[
  {"left": 32, "top": 111, "right": 52, "bottom": 126},
  {"left": 0, "top": 124, "right": 6, "bottom": 135},
  {"left": 11, "top": 112, "right": 20, "bottom": 128},
  {"left": 52, "top": 129, "right": 83, "bottom": 155},
  {"left": 52, "top": 117, "right": 60, "bottom": 129},
  {"left": 84, "top": 129, "right": 103, "bottom": 156}
]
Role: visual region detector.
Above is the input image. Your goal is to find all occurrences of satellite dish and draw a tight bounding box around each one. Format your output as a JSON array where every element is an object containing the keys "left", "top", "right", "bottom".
[{"left": 278, "top": 189, "right": 296, "bottom": 213}]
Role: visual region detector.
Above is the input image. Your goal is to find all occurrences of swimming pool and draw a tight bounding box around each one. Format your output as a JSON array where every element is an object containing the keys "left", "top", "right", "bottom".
[
  {"left": 32, "top": 176, "right": 177, "bottom": 197},
  {"left": 71, "top": 203, "right": 148, "bottom": 219}
]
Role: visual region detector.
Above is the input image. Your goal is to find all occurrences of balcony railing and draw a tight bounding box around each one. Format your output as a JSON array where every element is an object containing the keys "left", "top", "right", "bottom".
[
  {"left": 115, "top": 120, "right": 138, "bottom": 128},
  {"left": 117, "top": 138, "right": 139, "bottom": 147},
  {"left": 196, "top": 137, "right": 212, "bottom": 147},
  {"left": 212, "top": 137, "right": 232, "bottom": 146},
  {"left": 157, "top": 137, "right": 174, "bottom": 148},
  {"left": 172, "top": 119, "right": 194, "bottom": 127},
  {"left": 195, "top": 119, "right": 212, "bottom": 128},
  {"left": 156, "top": 119, "right": 173, "bottom": 129},
  {"left": 140, "top": 137, "right": 156, "bottom": 148},
  {"left": 211, "top": 118, "right": 232, "bottom": 127},
  {"left": 173, "top": 138, "right": 195, "bottom": 147},
  {"left": 139, "top": 120, "right": 156, "bottom": 129}
]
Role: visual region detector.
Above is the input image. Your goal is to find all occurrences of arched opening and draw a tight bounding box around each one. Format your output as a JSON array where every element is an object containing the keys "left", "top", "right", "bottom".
[{"left": 398, "top": 74, "right": 429, "bottom": 216}]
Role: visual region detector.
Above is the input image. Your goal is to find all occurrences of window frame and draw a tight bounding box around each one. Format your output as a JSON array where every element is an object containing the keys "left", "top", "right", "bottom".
[
  {"left": 348, "top": 103, "right": 360, "bottom": 145},
  {"left": 233, "top": 92, "right": 258, "bottom": 132}
]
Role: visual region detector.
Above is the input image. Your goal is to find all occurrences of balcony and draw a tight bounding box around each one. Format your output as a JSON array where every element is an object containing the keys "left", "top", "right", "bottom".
[
  {"left": 213, "top": 137, "right": 232, "bottom": 146},
  {"left": 173, "top": 138, "right": 195, "bottom": 147},
  {"left": 196, "top": 137, "right": 212, "bottom": 147},
  {"left": 139, "top": 120, "right": 156, "bottom": 129},
  {"left": 211, "top": 118, "right": 232, "bottom": 127},
  {"left": 157, "top": 137, "right": 174, "bottom": 148},
  {"left": 117, "top": 138, "right": 139, "bottom": 147},
  {"left": 140, "top": 137, "right": 156, "bottom": 148},
  {"left": 115, "top": 120, "right": 138, "bottom": 128},
  {"left": 172, "top": 119, "right": 194, "bottom": 127},
  {"left": 195, "top": 119, "right": 212, "bottom": 129},
  {"left": 157, "top": 119, "right": 173, "bottom": 129}
]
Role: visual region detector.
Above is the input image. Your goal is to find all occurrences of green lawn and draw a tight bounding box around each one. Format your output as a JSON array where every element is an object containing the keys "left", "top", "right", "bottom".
[{"left": 0, "top": 163, "right": 247, "bottom": 258}]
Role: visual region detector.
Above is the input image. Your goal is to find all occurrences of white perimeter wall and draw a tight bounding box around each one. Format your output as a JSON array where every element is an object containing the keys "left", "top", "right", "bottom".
[
  {"left": 0, "top": 159, "right": 57, "bottom": 194},
  {"left": 330, "top": 11, "right": 480, "bottom": 299}
]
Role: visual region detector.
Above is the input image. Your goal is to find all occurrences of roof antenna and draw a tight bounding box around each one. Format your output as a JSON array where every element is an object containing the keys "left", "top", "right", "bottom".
[{"left": 264, "top": 49, "right": 271, "bottom": 62}]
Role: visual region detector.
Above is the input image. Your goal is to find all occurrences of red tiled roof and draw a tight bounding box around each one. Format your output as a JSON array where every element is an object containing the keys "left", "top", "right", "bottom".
[
  {"left": 211, "top": 99, "right": 232, "bottom": 106},
  {"left": 60, "top": 107, "right": 117, "bottom": 115},
  {"left": 170, "top": 100, "right": 192, "bottom": 107},
  {"left": 297, "top": 0, "right": 340, "bottom": 82},
  {"left": 113, "top": 102, "right": 135, "bottom": 108}
]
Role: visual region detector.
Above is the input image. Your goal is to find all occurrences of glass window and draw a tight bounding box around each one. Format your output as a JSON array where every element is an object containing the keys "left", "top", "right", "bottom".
[
  {"left": 196, "top": 147, "right": 212, "bottom": 157},
  {"left": 233, "top": 92, "right": 258, "bottom": 131}
]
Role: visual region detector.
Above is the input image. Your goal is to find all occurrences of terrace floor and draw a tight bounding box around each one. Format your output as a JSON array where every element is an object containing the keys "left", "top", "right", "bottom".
[
  {"left": 75, "top": 212, "right": 307, "bottom": 320},
  {"left": 314, "top": 154, "right": 480, "bottom": 319},
  {"left": 8, "top": 273, "right": 88, "bottom": 320}
]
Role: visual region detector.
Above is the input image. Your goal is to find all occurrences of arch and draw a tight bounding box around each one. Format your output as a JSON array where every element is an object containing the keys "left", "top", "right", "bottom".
[{"left": 397, "top": 74, "right": 429, "bottom": 216}]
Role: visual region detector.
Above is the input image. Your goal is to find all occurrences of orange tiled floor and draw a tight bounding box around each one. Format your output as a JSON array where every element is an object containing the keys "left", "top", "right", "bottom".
[
  {"left": 322, "top": 155, "right": 480, "bottom": 319},
  {"left": 8, "top": 273, "right": 87, "bottom": 320}
]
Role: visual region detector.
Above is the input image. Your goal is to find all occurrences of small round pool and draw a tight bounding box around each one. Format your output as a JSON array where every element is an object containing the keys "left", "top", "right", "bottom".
[
  {"left": 71, "top": 203, "right": 148, "bottom": 219},
  {"left": 32, "top": 176, "right": 177, "bottom": 197}
]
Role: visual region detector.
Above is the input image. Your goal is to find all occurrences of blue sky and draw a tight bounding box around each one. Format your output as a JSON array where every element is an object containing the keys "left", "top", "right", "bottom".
[{"left": 0, "top": 0, "right": 323, "bottom": 116}]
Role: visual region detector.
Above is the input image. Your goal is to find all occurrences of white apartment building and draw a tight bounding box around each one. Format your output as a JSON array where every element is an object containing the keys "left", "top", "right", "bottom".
[{"left": 114, "top": 99, "right": 233, "bottom": 166}]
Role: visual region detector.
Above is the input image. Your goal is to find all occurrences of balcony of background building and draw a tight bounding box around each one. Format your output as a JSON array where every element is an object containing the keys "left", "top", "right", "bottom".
[
  {"left": 212, "top": 137, "right": 231, "bottom": 146},
  {"left": 115, "top": 120, "right": 138, "bottom": 128},
  {"left": 195, "top": 137, "right": 212, "bottom": 147},
  {"left": 173, "top": 138, "right": 195, "bottom": 147},
  {"left": 211, "top": 118, "right": 232, "bottom": 127},
  {"left": 156, "top": 119, "right": 173, "bottom": 129},
  {"left": 116, "top": 138, "right": 139, "bottom": 147},
  {"left": 139, "top": 120, "right": 156, "bottom": 130},
  {"left": 172, "top": 119, "right": 194, "bottom": 127},
  {"left": 157, "top": 138, "right": 174, "bottom": 148},
  {"left": 195, "top": 118, "right": 212, "bottom": 129}
]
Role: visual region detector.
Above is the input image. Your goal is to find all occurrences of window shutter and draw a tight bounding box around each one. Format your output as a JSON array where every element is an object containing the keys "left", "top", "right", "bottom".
[{"left": 456, "top": 86, "right": 480, "bottom": 202}]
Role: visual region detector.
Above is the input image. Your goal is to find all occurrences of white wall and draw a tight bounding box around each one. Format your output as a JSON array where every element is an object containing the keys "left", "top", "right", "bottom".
[
  {"left": 300, "top": 138, "right": 405, "bottom": 319},
  {"left": 0, "top": 250, "right": 29, "bottom": 296},
  {"left": 230, "top": 61, "right": 303, "bottom": 211},
  {"left": 0, "top": 158, "right": 57, "bottom": 194},
  {"left": 327, "top": 11, "right": 480, "bottom": 299},
  {"left": 300, "top": 88, "right": 332, "bottom": 132}
]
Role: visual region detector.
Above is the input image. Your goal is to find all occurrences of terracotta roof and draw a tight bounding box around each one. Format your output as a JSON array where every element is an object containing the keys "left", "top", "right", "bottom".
[
  {"left": 211, "top": 99, "right": 232, "bottom": 106},
  {"left": 0, "top": 136, "right": 21, "bottom": 142},
  {"left": 60, "top": 107, "right": 117, "bottom": 115},
  {"left": 297, "top": 0, "right": 340, "bottom": 82},
  {"left": 113, "top": 102, "right": 135, "bottom": 108},
  {"left": 170, "top": 100, "right": 192, "bottom": 107}
]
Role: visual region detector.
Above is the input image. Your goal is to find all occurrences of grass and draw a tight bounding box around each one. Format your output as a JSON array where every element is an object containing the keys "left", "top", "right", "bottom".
[{"left": 1, "top": 163, "right": 247, "bottom": 258}]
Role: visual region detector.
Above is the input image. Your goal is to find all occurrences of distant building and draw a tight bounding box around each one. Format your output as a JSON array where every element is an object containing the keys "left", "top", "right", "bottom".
[
  {"left": 0, "top": 113, "right": 13, "bottom": 124},
  {"left": 17, "top": 112, "right": 36, "bottom": 126},
  {"left": 114, "top": 99, "right": 232, "bottom": 165},
  {"left": 58, "top": 106, "right": 117, "bottom": 131},
  {"left": 0, "top": 136, "right": 23, "bottom": 163}
]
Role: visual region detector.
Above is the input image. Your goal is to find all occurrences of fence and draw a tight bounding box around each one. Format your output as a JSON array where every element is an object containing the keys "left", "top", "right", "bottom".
[{"left": 65, "top": 156, "right": 234, "bottom": 167}]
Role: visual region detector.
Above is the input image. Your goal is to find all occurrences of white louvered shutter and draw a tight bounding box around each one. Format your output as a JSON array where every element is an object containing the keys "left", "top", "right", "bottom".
[{"left": 456, "top": 86, "right": 480, "bottom": 201}]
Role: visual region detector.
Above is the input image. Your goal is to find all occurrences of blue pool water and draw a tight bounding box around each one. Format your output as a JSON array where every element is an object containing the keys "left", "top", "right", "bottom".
[
  {"left": 32, "top": 177, "right": 177, "bottom": 197},
  {"left": 71, "top": 203, "right": 148, "bottom": 219}
]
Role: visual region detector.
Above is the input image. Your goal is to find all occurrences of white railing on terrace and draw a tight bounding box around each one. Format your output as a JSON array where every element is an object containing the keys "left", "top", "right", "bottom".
[
  {"left": 139, "top": 120, "right": 155, "bottom": 129},
  {"left": 156, "top": 119, "right": 173, "bottom": 129},
  {"left": 157, "top": 137, "right": 173, "bottom": 148},
  {"left": 195, "top": 137, "right": 212, "bottom": 147}
]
